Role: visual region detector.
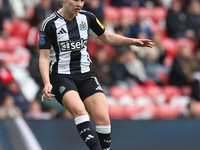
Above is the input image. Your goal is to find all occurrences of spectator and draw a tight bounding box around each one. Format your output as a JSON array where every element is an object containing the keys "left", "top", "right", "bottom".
[
  {"left": 25, "top": 99, "right": 51, "bottom": 119},
  {"left": 185, "top": 0, "right": 200, "bottom": 39},
  {"left": 8, "top": 0, "right": 27, "bottom": 19},
  {"left": 169, "top": 43, "right": 196, "bottom": 86},
  {"left": 143, "top": 50, "right": 163, "bottom": 86},
  {"left": 130, "top": 11, "right": 152, "bottom": 39},
  {"left": 111, "top": 0, "right": 136, "bottom": 7},
  {"left": 109, "top": 51, "right": 142, "bottom": 86},
  {"left": 32, "top": 0, "right": 52, "bottom": 25},
  {"left": 0, "top": 93, "right": 22, "bottom": 119},
  {"left": 92, "top": 48, "right": 112, "bottom": 88},
  {"left": 6, "top": 80, "right": 30, "bottom": 113},
  {"left": 124, "top": 49, "right": 147, "bottom": 83},
  {"left": 166, "top": 0, "right": 187, "bottom": 38},
  {"left": 83, "top": 0, "right": 104, "bottom": 22}
]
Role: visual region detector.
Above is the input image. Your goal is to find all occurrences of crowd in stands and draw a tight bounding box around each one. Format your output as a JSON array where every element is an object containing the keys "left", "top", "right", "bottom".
[{"left": 0, "top": 0, "right": 200, "bottom": 120}]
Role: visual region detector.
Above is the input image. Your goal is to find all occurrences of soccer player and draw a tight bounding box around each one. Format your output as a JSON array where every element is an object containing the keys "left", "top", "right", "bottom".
[{"left": 39, "top": 0, "right": 155, "bottom": 149}]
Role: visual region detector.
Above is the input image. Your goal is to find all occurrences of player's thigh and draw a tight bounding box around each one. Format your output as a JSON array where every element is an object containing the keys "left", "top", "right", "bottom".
[
  {"left": 83, "top": 93, "right": 110, "bottom": 125},
  {"left": 62, "top": 90, "right": 88, "bottom": 118}
]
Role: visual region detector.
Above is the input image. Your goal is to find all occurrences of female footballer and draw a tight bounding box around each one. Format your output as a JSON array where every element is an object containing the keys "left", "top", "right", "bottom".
[{"left": 39, "top": 0, "right": 154, "bottom": 149}]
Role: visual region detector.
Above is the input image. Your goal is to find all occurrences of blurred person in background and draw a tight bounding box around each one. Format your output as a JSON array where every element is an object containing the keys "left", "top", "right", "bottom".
[
  {"left": 92, "top": 48, "right": 112, "bottom": 93},
  {"left": 130, "top": 11, "right": 152, "bottom": 39},
  {"left": 109, "top": 51, "right": 144, "bottom": 86},
  {"left": 187, "top": 47, "right": 200, "bottom": 118},
  {"left": 32, "top": 0, "right": 53, "bottom": 25},
  {"left": 83, "top": 0, "right": 104, "bottom": 22},
  {"left": 185, "top": 0, "right": 200, "bottom": 39},
  {"left": 124, "top": 49, "right": 147, "bottom": 83},
  {"left": 166, "top": 0, "right": 187, "bottom": 38},
  {"left": 0, "top": 93, "right": 22, "bottom": 119},
  {"left": 25, "top": 99, "right": 52, "bottom": 119},
  {"left": 169, "top": 43, "right": 196, "bottom": 86},
  {"left": 5, "top": 80, "right": 30, "bottom": 114}
]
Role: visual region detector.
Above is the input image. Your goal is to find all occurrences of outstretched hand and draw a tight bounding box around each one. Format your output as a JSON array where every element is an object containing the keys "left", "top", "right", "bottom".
[
  {"left": 132, "top": 39, "right": 155, "bottom": 48},
  {"left": 42, "top": 83, "right": 55, "bottom": 102}
]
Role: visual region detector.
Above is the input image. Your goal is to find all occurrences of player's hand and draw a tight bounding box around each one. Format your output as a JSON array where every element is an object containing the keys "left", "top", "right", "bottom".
[
  {"left": 132, "top": 39, "right": 155, "bottom": 48},
  {"left": 42, "top": 83, "right": 55, "bottom": 102}
]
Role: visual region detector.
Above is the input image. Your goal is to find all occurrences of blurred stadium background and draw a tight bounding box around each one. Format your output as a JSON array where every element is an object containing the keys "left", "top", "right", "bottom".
[{"left": 0, "top": 0, "right": 200, "bottom": 150}]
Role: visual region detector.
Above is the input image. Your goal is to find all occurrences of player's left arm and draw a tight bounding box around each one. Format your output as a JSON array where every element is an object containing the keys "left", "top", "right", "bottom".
[{"left": 98, "top": 30, "right": 155, "bottom": 48}]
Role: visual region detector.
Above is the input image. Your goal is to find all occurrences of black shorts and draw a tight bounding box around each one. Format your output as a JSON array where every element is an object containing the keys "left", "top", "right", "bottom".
[{"left": 50, "top": 71, "right": 104, "bottom": 105}]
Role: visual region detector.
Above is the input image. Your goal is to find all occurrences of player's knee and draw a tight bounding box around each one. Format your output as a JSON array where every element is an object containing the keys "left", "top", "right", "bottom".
[
  {"left": 95, "top": 113, "right": 110, "bottom": 125},
  {"left": 71, "top": 107, "right": 87, "bottom": 118}
]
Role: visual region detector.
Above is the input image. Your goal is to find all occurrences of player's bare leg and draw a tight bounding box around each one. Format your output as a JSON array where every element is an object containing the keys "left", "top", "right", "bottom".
[
  {"left": 62, "top": 91, "right": 101, "bottom": 150},
  {"left": 84, "top": 93, "right": 111, "bottom": 150}
]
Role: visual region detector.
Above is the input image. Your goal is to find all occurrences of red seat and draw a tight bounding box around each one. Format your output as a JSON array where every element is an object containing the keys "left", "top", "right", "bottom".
[
  {"left": 103, "top": 6, "right": 120, "bottom": 22},
  {"left": 163, "top": 85, "right": 181, "bottom": 101},
  {"left": 151, "top": 7, "right": 167, "bottom": 23},
  {"left": 6, "top": 37, "right": 26, "bottom": 52},
  {"left": 136, "top": 7, "right": 152, "bottom": 19},
  {"left": 10, "top": 20, "right": 31, "bottom": 41},
  {"left": 129, "top": 85, "right": 145, "bottom": 99},
  {"left": 162, "top": 38, "right": 179, "bottom": 58},
  {"left": 146, "top": 85, "right": 163, "bottom": 100},
  {"left": 121, "top": 105, "right": 140, "bottom": 119},
  {"left": 180, "top": 86, "right": 192, "bottom": 96},
  {"left": 154, "top": 104, "right": 180, "bottom": 119},
  {"left": 110, "top": 85, "right": 128, "bottom": 100},
  {"left": 109, "top": 104, "right": 123, "bottom": 119},
  {"left": 120, "top": 7, "right": 137, "bottom": 21},
  {"left": 176, "top": 38, "right": 197, "bottom": 52},
  {"left": 0, "top": 38, "right": 6, "bottom": 52}
]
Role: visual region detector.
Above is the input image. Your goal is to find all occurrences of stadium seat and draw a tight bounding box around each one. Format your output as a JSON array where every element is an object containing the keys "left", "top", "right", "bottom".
[
  {"left": 110, "top": 85, "right": 128, "bottom": 100},
  {"left": 3, "top": 20, "right": 13, "bottom": 35},
  {"left": 162, "top": 38, "right": 179, "bottom": 58},
  {"left": 163, "top": 85, "right": 181, "bottom": 101},
  {"left": 136, "top": 7, "right": 152, "bottom": 19},
  {"left": 0, "top": 38, "right": 6, "bottom": 52},
  {"left": 180, "top": 86, "right": 192, "bottom": 96},
  {"left": 120, "top": 7, "right": 137, "bottom": 21},
  {"left": 109, "top": 104, "right": 123, "bottom": 119},
  {"left": 6, "top": 37, "right": 26, "bottom": 52},
  {"left": 122, "top": 105, "right": 140, "bottom": 119},
  {"left": 151, "top": 7, "right": 167, "bottom": 23},
  {"left": 154, "top": 104, "right": 180, "bottom": 119},
  {"left": 176, "top": 38, "right": 197, "bottom": 52},
  {"left": 146, "top": 85, "right": 163, "bottom": 101},
  {"left": 10, "top": 20, "right": 31, "bottom": 41},
  {"left": 129, "top": 85, "right": 145, "bottom": 99},
  {"left": 149, "top": 23, "right": 167, "bottom": 38},
  {"left": 103, "top": 6, "right": 121, "bottom": 22}
]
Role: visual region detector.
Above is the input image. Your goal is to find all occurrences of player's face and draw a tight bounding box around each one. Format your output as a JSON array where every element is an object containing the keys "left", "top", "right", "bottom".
[{"left": 63, "top": 0, "right": 84, "bottom": 15}]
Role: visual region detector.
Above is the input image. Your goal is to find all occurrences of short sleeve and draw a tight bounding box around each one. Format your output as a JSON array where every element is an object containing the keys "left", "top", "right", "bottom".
[
  {"left": 39, "top": 21, "right": 53, "bottom": 50},
  {"left": 85, "top": 11, "right": 105, "bottom": 37}
]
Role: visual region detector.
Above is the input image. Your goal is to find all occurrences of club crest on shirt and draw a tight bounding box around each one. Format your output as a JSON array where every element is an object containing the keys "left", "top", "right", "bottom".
[{"left": 80, "top": 21, "right": 87, "bottom": 31}]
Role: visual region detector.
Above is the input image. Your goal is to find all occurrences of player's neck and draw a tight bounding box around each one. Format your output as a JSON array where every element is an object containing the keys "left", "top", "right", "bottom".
[{"left": 59, "top": 8, "right": 75, "bottom": 21}]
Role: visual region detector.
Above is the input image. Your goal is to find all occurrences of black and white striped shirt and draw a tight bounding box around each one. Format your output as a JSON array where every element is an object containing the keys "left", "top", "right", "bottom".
[{"left": 39, "top": 10, "right": 105, "bottom": 74}]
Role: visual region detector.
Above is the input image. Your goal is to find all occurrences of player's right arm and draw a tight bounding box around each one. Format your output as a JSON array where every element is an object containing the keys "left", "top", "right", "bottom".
[{"left": 39, "top": 49, "right": 55, "bottom": 101}]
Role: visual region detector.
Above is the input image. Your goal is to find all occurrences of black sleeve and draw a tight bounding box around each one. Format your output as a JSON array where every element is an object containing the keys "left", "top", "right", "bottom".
[
  {"left": 39, "top": 21, "right": 53, "bottom": 50},
  {"left": 84, "top": 11, "right": 105, "bottom": 37}
]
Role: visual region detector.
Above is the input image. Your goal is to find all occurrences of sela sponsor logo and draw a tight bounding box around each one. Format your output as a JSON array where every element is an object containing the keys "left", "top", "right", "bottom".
[
  {"left": 59, "top": 38, "right": 88, "bottom": 52},
  {"left": 85, "top": 134, "right": 94, "bottom": 143},
  {"left": 59, "top": 86, "right": 66, "bottom": 94}
]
